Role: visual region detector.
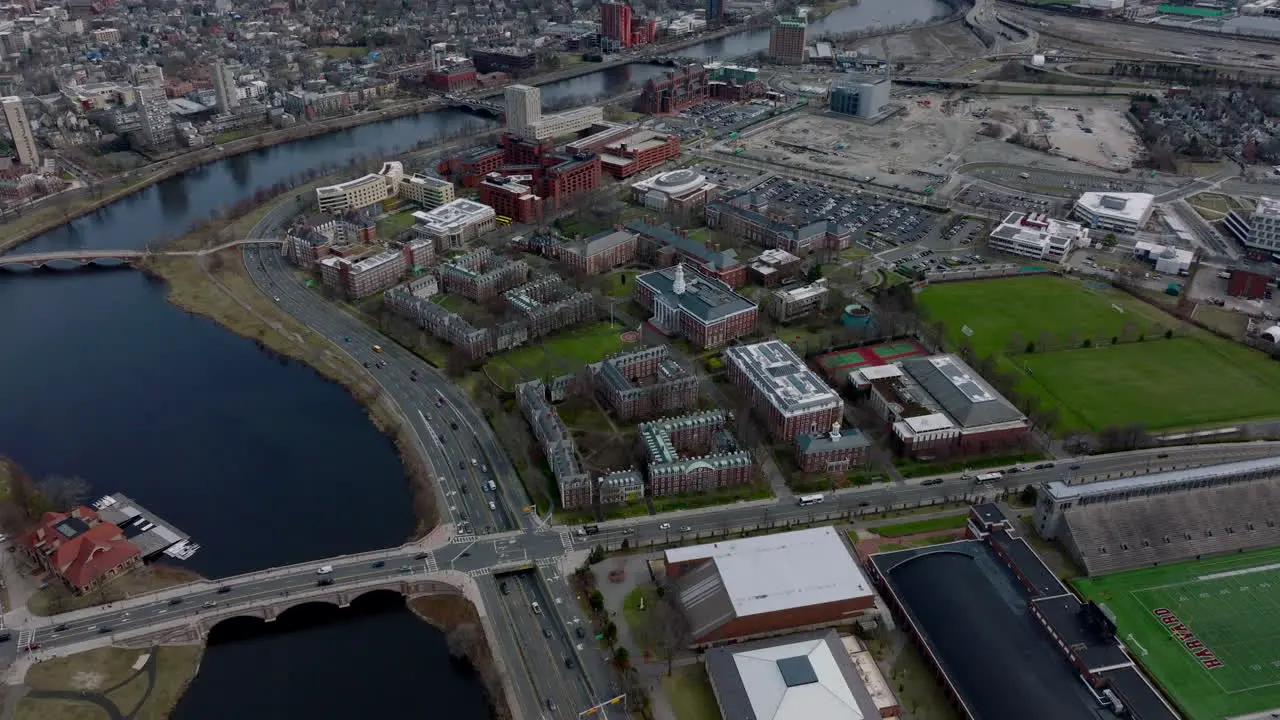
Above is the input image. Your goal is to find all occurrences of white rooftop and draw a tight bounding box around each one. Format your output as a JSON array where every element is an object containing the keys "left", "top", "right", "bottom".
[
  {"left": 732, "top": 637, "right": 866, "bottom": 720},
  {"left": 1044, "top": 456, "right": 1280, "bottom": 501},
  {"left": 853, "top": 365, "right": 902, "bottom": 382},
  {"left": 903, "top": 413, "right": 955, "bottom": 433},
  {"left": 316, "top": 172, "right": 384, "bottom": 197},
  {"left": 1255, "top": 196, "right": 1280, "bottom": 218},
  {"left": 665, "top": 527, "right": 872, "bottom": 617},
  {"left": 1075, "top": 192, "right": 1154, "bottom": 223},
  {"left": 411, "top": 198, "right": 495, "bottom": 233},
  {"left": 723, "top": 340, "right": 842, "bottom": 417}
]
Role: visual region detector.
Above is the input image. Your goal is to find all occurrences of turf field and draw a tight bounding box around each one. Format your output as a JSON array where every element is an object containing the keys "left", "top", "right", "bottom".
[
  {"left": 1073, "top": 548, "right": 1280, "bottom": 720},
  {"left": 917, "top": 275, "right": 1280, "bottom": 432}
]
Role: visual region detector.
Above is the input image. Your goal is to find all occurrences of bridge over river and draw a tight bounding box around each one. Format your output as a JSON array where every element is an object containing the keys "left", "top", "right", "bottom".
[{"left": 0, "top": 239, "right": 282, "bottom": 270}]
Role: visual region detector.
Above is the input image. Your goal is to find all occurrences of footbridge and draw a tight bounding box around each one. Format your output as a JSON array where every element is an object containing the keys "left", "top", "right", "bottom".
[{"left": 0, "top": 239, "right": 282, "bottom": 271}]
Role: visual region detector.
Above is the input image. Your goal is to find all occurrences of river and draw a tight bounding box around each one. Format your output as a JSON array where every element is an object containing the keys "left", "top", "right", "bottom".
[{"left": 1, "top": 1, "right": 949, "bottom": 712}]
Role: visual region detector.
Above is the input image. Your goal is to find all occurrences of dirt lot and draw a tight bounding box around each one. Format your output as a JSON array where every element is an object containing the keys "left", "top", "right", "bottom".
[{"left": 1037, "top": 103, "right": 1141, "bottom": 170}]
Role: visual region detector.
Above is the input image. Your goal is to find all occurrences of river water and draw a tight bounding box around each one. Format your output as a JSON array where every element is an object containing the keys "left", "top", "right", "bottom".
[{"left": 1, "top": 2, "right": 948, "bottom": 713}]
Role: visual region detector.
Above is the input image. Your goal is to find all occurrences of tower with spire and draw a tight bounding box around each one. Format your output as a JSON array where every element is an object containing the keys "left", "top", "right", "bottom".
[{"left": 672, "top": 263, "right": 687, "bottom": 295}]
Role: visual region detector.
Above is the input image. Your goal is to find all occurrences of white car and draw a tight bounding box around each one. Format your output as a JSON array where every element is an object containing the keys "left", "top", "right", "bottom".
[
  {"left": 659, "top": 523, "right": 671, "bottom": 530},
  {"left": 489, "top": 501, "right": 496, "bottom": 511},
  {"left": 316, "top": 565, "right": 333, "bottom": 575}
]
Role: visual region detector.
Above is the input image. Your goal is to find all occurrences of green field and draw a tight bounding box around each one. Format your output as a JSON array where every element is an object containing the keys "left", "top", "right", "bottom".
[
  {"left": 1073, "top": 548, "right": 1280, "bottom": 720},
  {"left": 917, "top": 275, "right": 1168, "bottom": 357},
  {"left": 917, "top": 276, "right": 1280, "bottom": 432},
  {"left": 869, "top": 513, "right": 969, "bottom": 537},
  {"left": 485, "top": 322, "right": 628, "bottom": 388}
]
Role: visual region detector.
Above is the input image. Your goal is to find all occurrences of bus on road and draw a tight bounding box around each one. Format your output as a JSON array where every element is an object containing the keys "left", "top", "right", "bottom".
[
  {"left": 797, "top": 494, "right": 825, "bottom": 506},
  {"left": 974, "top": 472, "right": 1003, "bottom": 484}
]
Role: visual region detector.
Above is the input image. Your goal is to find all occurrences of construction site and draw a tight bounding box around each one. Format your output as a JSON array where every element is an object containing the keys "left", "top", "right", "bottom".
[{"left": 724, "top": 93, "right": 1141, "bottom": 192}]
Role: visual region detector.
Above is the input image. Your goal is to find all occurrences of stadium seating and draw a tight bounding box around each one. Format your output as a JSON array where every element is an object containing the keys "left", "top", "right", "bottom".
[{"left": 1063, "top": 476, "right": 1280, "bottom": 575}]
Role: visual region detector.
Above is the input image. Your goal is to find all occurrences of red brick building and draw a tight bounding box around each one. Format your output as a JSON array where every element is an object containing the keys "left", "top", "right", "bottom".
[
  {"left": 638, "top": 65, "right": 709, "bottom": 115},
  {"left": 592, "top": 345, "right": 699, "bottom": 421},
  {"left": 796, "top": 426, "right": 871, "bottom": 473},
  {"left": 420, "top": 63, "right": 478, "bottom": 93},
  {"left": 439, "top": 147, "right": 504, "bottom": 188},
  {"left": 543, "top": 153, "right": 600, "bottom": 206},
  {"left": 21, "top": 506, "right": 142, "bottom": 595},
  {"left": 724, "top": 340, "right": 844, "bottom": 442},
  {"left": 666, "top": 527, "right": 876, "bottom": 645},
  {"left": 1227, "top": 267, "right": 1274, "bottom": 299},
  {"left": 628, "top": 220, "right": 746, "bottom": 287},
  {"left": 445, "top": 134, "right": 600, "bottom": 207},
  {"left": 599, "top": 131, "right": 680, "bottom": 179},
  {"left": 634, "top": 264, "right": 757, "bottom": 349},
  {"left": 479, "top": 173, "right": 544, "bottom": 224},
  {"left": 559, "top": 228, "right": 637, "bottom": 275}
]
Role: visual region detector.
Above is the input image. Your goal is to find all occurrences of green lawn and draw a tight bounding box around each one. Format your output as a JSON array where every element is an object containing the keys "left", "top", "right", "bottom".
[
  {"left": 650, "top": 483, "right": 773, "bottom": 513},
  {"left": 918, "top": 275, "right": 1167, "bottom": 357},
  {"left": 1073, "top": 548, "right": 1280, "bottom": 720},
  {"left": 376, "top": 210, "right": 418, "bottom": 239},
  {"left": 662, "top": 664, "right": 722, "bottom": 720},
  {"left": 213, "top": 128, "right": 260, "bottom": 145},
  {"left": 869, "top": 513, "right": 969, "bottom": 537},
  {"left": 1014, "top": 338, "right": 1280, "bottom": 431},
  {"left": 918, "top": 275, "right": 1280, "bottom": 432},
  {"left": 484, "top": 322, "right": 628, "bottom": 388},
  {"left": 606, "top": 271, "right": 638, "bottom": 298},
  {"left": 623, "top": 584, "right": 658, "bottom": 652}
]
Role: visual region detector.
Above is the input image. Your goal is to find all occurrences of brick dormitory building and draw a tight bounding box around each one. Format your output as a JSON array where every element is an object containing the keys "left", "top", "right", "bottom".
[{"left": 723, "top": 339, "right": 844, "bottom": 441}]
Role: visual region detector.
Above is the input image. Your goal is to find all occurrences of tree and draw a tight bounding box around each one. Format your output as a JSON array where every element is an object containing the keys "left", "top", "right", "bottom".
[
  {"left": 603, "top": 620, "right": 618, "bottom": 646},
  {"left": 36, "top": 475, "right": 90, "bottom": 510},
  {"left": 589, "top": 589, "right": 605, "bottom": 613},
  {"left": 589, "top": 544, "right": 605, "bottom": 564},
  {"left": 613, "top": 646, "right": 631, "bottom": 669},
  {"left": 1019, "top": 485, "right": 1038, "bottom": 506},
  {"left": 654, "top": 581, "right": 693, "bottom": 675},
  {"left": 1025, "top": 341, "right": 1036, "bottom": 354}
]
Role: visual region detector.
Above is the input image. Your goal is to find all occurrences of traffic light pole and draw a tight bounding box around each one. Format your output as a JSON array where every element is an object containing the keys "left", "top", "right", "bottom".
[{"left": 578, "top": 693, "right": 627, "bottom": 718}]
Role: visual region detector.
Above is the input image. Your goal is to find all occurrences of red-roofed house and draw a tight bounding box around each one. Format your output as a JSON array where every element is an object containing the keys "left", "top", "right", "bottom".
[{"left": 20, "top": 506, "right": 142, "bottom": 595}]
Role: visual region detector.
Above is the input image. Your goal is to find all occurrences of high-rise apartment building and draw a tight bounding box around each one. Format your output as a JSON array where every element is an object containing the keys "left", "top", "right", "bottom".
[
  {"left": 504, "top": 84, "right": 540, "bottom": 136},
  {"left": 706, "top": 0, "right": 725, "bottom": 26},
  {"left": 130, "top": 64, "right": 165, "bottom": 88},
  {"left": 601, "top": 0, "right": 633, "bottom": 49},
  {"left": 135, "top": 85, "right": 173, "bottom": 148},
  {"left": 212, "top": 61, "right": 239, "bottom": 114},
  {"left": 1, "top": 96, "right": 39, "bottom": 167},
  {"left": 768, "top": 16, "right": 807, "bottom": 65}
]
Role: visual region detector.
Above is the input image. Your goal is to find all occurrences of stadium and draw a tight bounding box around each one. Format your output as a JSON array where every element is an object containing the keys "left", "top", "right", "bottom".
[{"left": 1036, "top": 456, "right": 1280, "bottom": 719}]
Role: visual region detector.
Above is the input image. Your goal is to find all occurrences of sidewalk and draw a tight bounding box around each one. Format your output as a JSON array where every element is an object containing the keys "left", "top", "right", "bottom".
[{"left": 590, "top": 554, "right": 677, "bottom": 720}]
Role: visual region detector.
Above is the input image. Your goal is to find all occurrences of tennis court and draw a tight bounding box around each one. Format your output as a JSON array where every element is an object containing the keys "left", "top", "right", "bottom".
[{"left": 815, "top": 340, "right": 930, "bottom": 378}]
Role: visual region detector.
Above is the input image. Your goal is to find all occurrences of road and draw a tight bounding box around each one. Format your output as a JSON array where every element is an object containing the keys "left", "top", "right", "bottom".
[{"left": 241, "top": 201, "right": 530, "bottom": 536}]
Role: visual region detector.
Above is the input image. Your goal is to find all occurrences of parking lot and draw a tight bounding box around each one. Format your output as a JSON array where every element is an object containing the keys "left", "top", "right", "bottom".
[
  {"left": 747, "top": 176, "right": 944, "bottom": 251},
  {"left": 680, "top": 100, "right": 773, "bottom": 135},
  {"left": 690, "top": 162, "right": 767, "bottom": 190},
  {"left": 956, "top": 184, "right": 1068, "bottom": 216}
]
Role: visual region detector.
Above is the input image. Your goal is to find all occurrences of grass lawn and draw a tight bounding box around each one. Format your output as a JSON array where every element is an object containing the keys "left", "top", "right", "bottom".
[
  {"left": 376, "top": 209, "right": 418, "bottom": 239},
  {"left": 18, "top": 645, "right": 202, "bottom": 720},
  {"left": 869, "top": 513, "right": 969, "bottom": 537},
  {"left": 686, "top": 228, "right": 712, "bottom": 244},
  {"left": 894, "top": 450, "right": 1044, "bottom": 479},
  {"left": 484, "top": 322, "right": 628, "bottom": 388},
  {"left": 431, "top": 293, "right": 467, "bottom": 313},
  {"left": 316, "top": 46, "right": 369, "bottom": 59},
  {"left": 606, "top": 271, "right": 638, "bottom": 298},
  {"left": 662, "top": 664, "right": 722, "bottom": 720},
  {"left": 1015, "top": 338, "right": 1280, "bottom": 430},
  {"left": 650, "top": 483, "right": 773, "bottom": 513},
  {"left": 1073, "top": 548, "right": 1280, "bottom": 720},
  {"left": 213, "top": 128, "right": 259, "bottom": 145},
  {"left": 622, "top": 584, "right": 659, "bottom": 651},
  {"left": 918, "top": 275, "right": 1280, "bottom": 432},
  {"left": 14, "top": 698, "right": 107, "bottom": 720},
  {"left": 918, "top": 275, "right": 1167, "bottom": 357}
]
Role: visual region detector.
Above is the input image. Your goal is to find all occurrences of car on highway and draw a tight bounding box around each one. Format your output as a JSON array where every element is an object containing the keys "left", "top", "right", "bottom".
[
  {"left": 415, "top": 552, "right": 430, "bottom": 560},
  {"left": 450, "top": 422, "right": 458, "bottom": 430},
  {"left": 659, "top": 522, "right": 671, "bottom": 530},
  {"left": 1157, "top": 453, "right": 1169, "bottom": 459},
  {"left": 216, "top": 586, "right": 232, "bottom": 594},
  {"left": 98, "top": 627, "right": 111, "bottom": 634},
  {"left": 576, "top": 626, "right": 586, "bottom": 639},
  {"left": 317, "top": 565, "right": 333, "bottom": 575},
  {"left": 168, "top": 598, "right": 183, "bottom": 606},
  {"left": 1034, "top": 462, "right": 1055, "bottom": 470},
  {"left": 680, "top": 526, "right": 692, "bottom": 533},
  {"left": 55, "top": 624, "right": 68, "bottom": 632},
  {"left": 546, "top": 699, "right": 557, "bottom": 712},
  {"left": 542, "top": 628, "right": 551, "bottom": 638},
  {"left": 922, "top": 478, "right": 944, "bottom": 486},
  {"left": 202, "top": 601, "right": 217, "bottom": 608},
  {"left": 372, "top": 561, "right": 385, "bottom": 568},
  {"left": 318, "top": 577, "right": 334, "bottom": 586},
  {"left": 564, "top": 656, "right": 575, "bottom": 669},
  {"left": 1069, "top": 464, "right": 1081, "bottom": 470},
  {"left": 531, "top": 601, "right": 541, "bottom": 614},
  {"left": 500, "top": 581, "right": 510, "bottom": 595},
  {"left": 488, "top": 501, "right": 496, "bottom": 511},
  {"left": 22, "top": 643, "right": 39, "bottom": 650}
]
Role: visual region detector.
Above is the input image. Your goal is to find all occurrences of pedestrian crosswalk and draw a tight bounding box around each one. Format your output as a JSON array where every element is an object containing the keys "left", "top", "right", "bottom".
[
  {"left": 537, "top": 555, "right": 561, "bottom": 570},
  {"left": 449, "top": 534, "right": 478, "bottom": 544},
  {"left": 17, "top": 629, "right": 34, "bottom": 650},
  {"left": 469, "top": 567, "right": 493, "bottom": 578},
  {"left": 559, "top": 531, "right": 573, "bottom": 550},
  {"left": 423, "top": 552, "right": 439, "bottom": 573}
]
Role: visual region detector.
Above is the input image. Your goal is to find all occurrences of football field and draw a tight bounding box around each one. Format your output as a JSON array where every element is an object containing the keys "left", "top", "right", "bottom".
[{"left": 1073, "top": 548, "right": 1280, "bottom": 720}]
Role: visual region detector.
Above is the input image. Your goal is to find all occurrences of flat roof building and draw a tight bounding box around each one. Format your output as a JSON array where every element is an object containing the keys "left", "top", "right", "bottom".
[
  {"left": 1, "top": 96, "right": 39, "bottom": 167},
  {"left": 559, "top": 228, "right": 637, "bottom": 276},
  {"left": 400, "top": 173, "right": 454, "bottom": 210},
  {"left": 631, "top": 169, "right": 716, "bottom": 216},
  {"left": 411, "top": 198, "right": 496, "bottom": 249},
  {"left": 988, "top": 211, "right": 1088, "bottom": 261},
  {"left": 1073, "top": 192, "right": 1154, "bottom": 234},
  {"left": 724, "top": 340, "right": 843, "bottom": 442},
  {"left": 666, "top": 527, "right": 875, "bottom": 645},
  {"left": 1133, "top": 240, "right": 1194, "bottom": 275},
  {"left": 852, "top": 354, "right": 1029, "bottom": 458},
  {"left": 316, "top": 161, "right": 404, "bottom": 213}
]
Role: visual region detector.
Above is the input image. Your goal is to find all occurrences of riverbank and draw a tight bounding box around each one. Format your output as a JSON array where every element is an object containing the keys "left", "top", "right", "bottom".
[
  {"left": 7, "top": 645, "right": 203, "bottom": 720},
  {"left": 407, "top": 595, "right": 512, "bottom": 720},
  {"left": 0, "top": 98, "right": 444, "bottom": 255}
]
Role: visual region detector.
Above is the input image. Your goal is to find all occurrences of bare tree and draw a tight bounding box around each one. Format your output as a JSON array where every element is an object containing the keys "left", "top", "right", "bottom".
[
  {"left": 654, "top": 583, "right": 692, "bottom": 676},
  {"left": 36, "top": 475, "right": 90, "bottom": 509}
]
